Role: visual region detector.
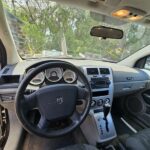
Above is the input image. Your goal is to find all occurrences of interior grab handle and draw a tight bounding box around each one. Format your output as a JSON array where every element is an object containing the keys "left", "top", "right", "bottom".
[{"left": 123, "top": 87, "right": 131, "bottom": 91}]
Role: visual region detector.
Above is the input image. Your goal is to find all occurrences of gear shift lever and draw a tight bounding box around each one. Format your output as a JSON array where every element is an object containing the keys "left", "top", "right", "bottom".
[
  {"left": 103, "top": 103, "right": 111, "bottom": 119},
  {"left": 103, "top": 103, "right": 111, "bottom": 132}
]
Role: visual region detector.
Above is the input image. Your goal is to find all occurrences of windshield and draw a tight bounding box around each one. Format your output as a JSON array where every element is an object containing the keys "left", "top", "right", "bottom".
[{"left": 3, "top": 0, "right": 150, "bottom": 62}]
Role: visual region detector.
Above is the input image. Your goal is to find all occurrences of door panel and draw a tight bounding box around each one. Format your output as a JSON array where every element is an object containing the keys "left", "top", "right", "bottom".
[
  {"left": 122, "top": 90, "right": 150, "bottom": 127},
  {"left": 143, "top": 91, "right": 150, "bottom": 105}
]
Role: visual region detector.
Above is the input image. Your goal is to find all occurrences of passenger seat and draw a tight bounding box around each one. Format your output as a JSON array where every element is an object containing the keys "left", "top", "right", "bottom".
[{"left": 125, "top": 128, "right": 150, "bottom": 150}]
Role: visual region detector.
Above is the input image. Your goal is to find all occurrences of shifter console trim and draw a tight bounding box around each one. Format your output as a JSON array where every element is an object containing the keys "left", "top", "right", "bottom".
[{"left": 94, "top": 112, "right": 117, "bottom": 143}]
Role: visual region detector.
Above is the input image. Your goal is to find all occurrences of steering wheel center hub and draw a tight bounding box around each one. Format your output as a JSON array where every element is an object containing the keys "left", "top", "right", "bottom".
[{"left": 36, "top": 84, "right": 77, "bottom": 120}]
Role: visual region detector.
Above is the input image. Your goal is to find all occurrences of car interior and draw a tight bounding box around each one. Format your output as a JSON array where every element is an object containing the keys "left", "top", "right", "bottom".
[{"left": 1, "top": 0, "right": 150, "bottom": 150}]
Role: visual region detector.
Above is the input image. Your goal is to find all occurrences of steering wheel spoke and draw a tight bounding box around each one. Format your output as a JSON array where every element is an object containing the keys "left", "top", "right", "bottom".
[
  {"left": 77, "top": 86, "right": 89, "bottom": 100},
  {"left": 23, "top": 92, "right": 37, "bottom": 110},
  {"left": 70, "top": 110, "right": 81, "bottom": 125},
  {"left": 37, "top": 115, "right": 49, "bottom": 130}
]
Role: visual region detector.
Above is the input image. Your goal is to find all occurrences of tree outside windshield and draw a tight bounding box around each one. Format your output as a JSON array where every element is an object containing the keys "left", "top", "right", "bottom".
[{"left": 3, "top": 0, "right": 150, "bottom": 62}]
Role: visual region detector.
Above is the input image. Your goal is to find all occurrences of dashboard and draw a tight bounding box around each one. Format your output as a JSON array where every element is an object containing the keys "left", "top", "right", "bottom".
[{"left": 0, "top": 58, "right": 150, "bottom": 102}]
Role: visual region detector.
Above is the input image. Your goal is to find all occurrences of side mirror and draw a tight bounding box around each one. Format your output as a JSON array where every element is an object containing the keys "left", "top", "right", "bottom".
[{"left": 90, "top": 26, "right": 123, "bottom": 39}]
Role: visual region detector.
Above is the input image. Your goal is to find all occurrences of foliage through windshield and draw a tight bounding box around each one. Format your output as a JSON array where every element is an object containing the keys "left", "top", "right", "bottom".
[{"left": 3, "top": 0, "right": 150, "bottom": 62}]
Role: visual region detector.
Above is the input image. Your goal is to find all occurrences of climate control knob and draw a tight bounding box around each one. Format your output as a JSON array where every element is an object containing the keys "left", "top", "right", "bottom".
[
  {"left": 105, "top": 98, "right": 110, "bottom": 104},
  {"left": 97, "top": 99, "right": 103, "bottom": 106},
  {"left": 91, "top": 100, "right": 96, "bottom": 107}
]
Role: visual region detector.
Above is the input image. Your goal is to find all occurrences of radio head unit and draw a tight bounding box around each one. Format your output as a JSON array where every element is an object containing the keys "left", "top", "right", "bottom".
[{"left": 91, "top": 77, "right": 110, "bottom": 89}]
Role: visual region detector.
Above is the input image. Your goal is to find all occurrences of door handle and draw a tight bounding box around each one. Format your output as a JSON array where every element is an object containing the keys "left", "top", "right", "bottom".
[
  {"left": 143, "top": 93, "right": 150, "bottom": 99},
  {"left": 143, "top": 93, "right": 150, "bottom": 105}
]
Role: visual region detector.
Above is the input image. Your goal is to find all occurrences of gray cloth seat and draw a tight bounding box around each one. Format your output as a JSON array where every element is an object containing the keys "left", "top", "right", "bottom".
[
  {"left": 57, "top": 144, "right": 98, "bottom": 150},
  {"left": 125, "top": 129, "right": 150, "bottom": 150},
  {"left": 58, "top": 129, "right": 150, "bottom": 150}
]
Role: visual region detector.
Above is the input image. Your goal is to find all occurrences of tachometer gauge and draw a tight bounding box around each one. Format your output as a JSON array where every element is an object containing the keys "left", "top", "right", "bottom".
[
  {"left": 63, "top": 69, "right": 77, "bottom": 83},
  {"left": 27, "top": 69, "right": 45, "bottom": 86},
  {"left": 45, "top": 68, "right": 63, "bottom": 82}
]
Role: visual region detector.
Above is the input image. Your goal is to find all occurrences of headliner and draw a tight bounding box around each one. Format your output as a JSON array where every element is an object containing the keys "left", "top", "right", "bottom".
[{"left": 52, "top": 0, "right": 150, "bottom": 26}]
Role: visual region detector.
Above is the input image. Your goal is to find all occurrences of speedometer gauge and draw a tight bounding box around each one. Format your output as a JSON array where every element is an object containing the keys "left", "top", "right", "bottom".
[
  {"left": 27, "top": 69, "right": 45, "bottom": 86},
  {"left": 45, "top": 68, "right": 63, "bottom": 82},
  {"left": 63, "top": 69, "right": 77, "bottom": 83}
]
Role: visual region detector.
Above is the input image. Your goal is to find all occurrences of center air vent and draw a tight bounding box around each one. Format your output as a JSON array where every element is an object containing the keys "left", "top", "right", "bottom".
[{"left": 87, "top": 68, "right": 99, "bottom": 75}]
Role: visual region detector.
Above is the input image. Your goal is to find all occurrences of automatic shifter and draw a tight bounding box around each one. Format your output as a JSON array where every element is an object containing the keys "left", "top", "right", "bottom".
[{"left": 103, "top": 103, "right": 111, "bottom": 132}]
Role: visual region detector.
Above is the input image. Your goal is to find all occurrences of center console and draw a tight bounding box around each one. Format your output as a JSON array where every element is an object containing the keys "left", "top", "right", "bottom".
[{"left": 81, "top": 66, "right": 117, "bottom": 145}]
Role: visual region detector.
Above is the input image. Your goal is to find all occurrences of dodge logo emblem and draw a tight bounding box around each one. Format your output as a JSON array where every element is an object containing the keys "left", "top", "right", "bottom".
[{"left": 56, "top": 97, "right": 63, "bottom": 104}]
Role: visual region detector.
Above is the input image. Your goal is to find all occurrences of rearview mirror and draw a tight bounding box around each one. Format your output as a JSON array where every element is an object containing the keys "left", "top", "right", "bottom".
[{"left": 90, "top": 26, "right": 123, "bottom": 39}]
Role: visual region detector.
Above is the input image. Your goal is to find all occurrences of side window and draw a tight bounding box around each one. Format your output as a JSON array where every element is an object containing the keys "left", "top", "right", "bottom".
[
  {"left": 144, "top": 57, "right": 150, "bottom": 70},
  {"left": 0, "top": 40, "right": 7, "bottom": 70},
  {"left": 0, "top": 58, "right": 1, "bottom": 70},
  {"left": 0, "top": 49, "right": 2, "bottom": 70}
]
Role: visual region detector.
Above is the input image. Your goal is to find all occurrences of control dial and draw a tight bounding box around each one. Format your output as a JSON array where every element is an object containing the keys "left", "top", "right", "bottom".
[
  {"left": 91, "top": 100, "right": 96, "bottom": 107},
  {"left": 105, "top": 98, "right": 110, "bottom": 104},
  {"left": 97, "top": 99, "right": 103, "bottom": 106}
]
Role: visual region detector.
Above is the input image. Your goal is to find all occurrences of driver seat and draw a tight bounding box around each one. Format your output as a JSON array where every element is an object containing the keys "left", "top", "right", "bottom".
[{"left": 57, "top": 144, "right": 98, "bottom": 150}]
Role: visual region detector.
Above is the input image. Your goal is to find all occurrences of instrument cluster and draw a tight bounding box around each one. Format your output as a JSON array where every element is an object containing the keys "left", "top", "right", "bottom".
[{"left": 26, "top": 67, "right": 77, "bottom": 86}]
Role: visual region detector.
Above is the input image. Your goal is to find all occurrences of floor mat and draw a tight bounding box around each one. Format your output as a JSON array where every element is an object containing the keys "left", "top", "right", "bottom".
[
  {"left": 23, "top": 133, "right": 76, "bottom": 150},
  {"left": 22, "top": 128, "right": 87, "bottom": 150}
]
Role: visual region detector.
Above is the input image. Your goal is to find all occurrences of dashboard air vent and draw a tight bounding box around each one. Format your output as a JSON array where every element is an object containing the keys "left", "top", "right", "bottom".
[
  {"left": 99, "top": 68, "right": 110, "bottom": 74},
  {"left": 87, "top": 68, "right": 99, "bottom": 75}
]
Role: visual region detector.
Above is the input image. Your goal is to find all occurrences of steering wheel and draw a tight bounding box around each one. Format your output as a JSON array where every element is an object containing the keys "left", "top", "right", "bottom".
[{"left": 15, "top": 61, "right": 92, "bottom": 138}]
